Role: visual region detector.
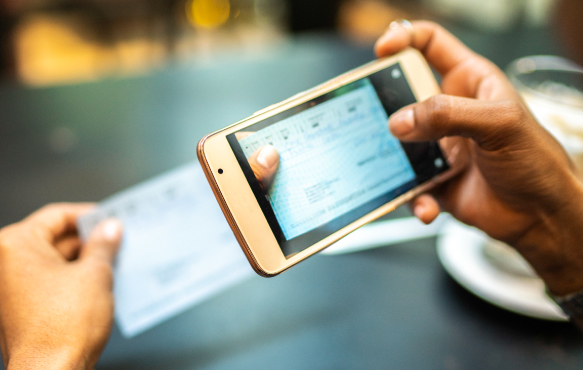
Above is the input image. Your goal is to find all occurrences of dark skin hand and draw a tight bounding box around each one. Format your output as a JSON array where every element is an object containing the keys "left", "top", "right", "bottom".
[
  {"left": 376, "top": 20, "right": 583, "bottom": 295},
  {"left": 245, "top": 21, "right": 583, "bottom": 296}
]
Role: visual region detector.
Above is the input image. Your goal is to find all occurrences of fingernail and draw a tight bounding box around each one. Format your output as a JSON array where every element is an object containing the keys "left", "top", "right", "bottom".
[
  {"left": 256, "top": 145, "right": 278, "bottom": 169},
  {"left": 389, "top": 108, "right": 415, "bottom": 136},
  {"left": 100, "top": 219, "right": 122, "bottom": 241}
]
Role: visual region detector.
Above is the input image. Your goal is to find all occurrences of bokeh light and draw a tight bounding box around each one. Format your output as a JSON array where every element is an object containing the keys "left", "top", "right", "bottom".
[{"left": 187, "top": 0, "right": 231, "bottom": 29}]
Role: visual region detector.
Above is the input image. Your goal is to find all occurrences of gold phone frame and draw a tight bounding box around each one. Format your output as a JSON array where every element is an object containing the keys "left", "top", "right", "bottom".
[{"left": 198, "top": 48, "right": 463, "bottom": 277}]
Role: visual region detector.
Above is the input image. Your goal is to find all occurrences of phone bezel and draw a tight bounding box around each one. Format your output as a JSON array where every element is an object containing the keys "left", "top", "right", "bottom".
[{"left": 198, "top": 48, "right": 462, "bottom": 277}]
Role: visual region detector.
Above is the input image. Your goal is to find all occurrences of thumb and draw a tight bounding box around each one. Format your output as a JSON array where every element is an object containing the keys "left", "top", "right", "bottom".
[
  {"left": 80, "top": 219, "right": 123, "bottom": 265},
  {"left": 248, "top": 145, "right": 280, "bottom": 191},
  {"left": 389, "top": 95, "right": 525, "bottom": 151}
]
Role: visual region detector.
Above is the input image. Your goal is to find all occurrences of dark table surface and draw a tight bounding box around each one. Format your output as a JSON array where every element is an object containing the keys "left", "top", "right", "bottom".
[{"left": 1, "top": 25, "right": 583, "bottom": 369}]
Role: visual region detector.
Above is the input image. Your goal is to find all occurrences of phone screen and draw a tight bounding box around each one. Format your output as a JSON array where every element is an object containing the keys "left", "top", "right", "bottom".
[{"left": 227, "top": 63, "right": 447, "bottom": 257}]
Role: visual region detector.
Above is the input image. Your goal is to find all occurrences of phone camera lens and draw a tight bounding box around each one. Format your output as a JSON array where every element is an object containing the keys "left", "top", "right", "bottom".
[
  {"left": 434, "top": 158, "right": 444, "bottom": 168},
  {"left": 218, "top": 168, "right": 224, "bottom": 174}
]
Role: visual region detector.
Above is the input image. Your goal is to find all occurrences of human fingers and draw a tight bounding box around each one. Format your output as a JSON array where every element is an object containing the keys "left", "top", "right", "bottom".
[
  {"left": 375, "top": 20, "right": 476, "bottom": 77},
  {"left": 410, "top": 194, "right": 441, "bottom": 224},
  {"left": 23, "top": 203, "right": 95, "bottom": 242},
  {"left": 389, "top": 95, "right": 527, "bottom": 151},
  {"left": 374, "top": 21, "right": 507, "bottom": 99},
  {"left": 79, "top": 219, "right": 122, "bottom": 285},
  {"left": 237, "top": 131, "right": 280, "bottom": 189},
  {"left": 248, "top": 145, "right": 280, "bottom": 191},
  {"left": 54, "top": 234, "right": 82, "bottom": 260}
]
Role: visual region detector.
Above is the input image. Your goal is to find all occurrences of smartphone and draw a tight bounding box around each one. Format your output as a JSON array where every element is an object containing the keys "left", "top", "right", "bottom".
[{"left": 198, "top": 48, "right": 465, "bottom": 277}]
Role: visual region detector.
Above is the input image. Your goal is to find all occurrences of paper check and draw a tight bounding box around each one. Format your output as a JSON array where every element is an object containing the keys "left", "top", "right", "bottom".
[
  {"left": 238, "top": 79, "right": 415, "bottom": 239},
  {"left": 78, "top": 162, "right": 253, "bottom": 337}
]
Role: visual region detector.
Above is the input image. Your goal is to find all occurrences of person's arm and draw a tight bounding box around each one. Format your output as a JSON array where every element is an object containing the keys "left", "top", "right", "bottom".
[
  {"left": 376, "top": 20, "right": 583, "bottom": 296},
  {"left": 0, "top": 204, "right": 122, "bottom": 370}
]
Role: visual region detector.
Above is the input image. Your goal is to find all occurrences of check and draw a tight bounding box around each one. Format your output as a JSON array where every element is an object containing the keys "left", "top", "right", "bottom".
[{"left": 78, "top": 163, "right": 253, "bottom": 337}]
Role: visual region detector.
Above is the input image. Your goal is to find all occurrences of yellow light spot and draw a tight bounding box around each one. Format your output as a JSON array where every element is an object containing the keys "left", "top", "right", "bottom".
[{"left": 187, "top": 0, "right": 230, "bottom": 29}]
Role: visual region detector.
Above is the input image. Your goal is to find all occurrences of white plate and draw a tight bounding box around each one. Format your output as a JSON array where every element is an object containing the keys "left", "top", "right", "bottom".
[{"left": 436, "top": 219, "right": 567, "bottom": 321}]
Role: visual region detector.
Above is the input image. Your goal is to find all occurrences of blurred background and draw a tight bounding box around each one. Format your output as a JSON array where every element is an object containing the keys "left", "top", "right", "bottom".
[
  {"left": 1, "top": 0, "right": 582, "bottom": 86},
  {"left": 3, "top": 1, "right": 583, "bottom": 369}
]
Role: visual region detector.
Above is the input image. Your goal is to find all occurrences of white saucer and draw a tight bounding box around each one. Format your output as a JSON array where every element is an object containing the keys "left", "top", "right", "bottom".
[{"left": 436, "top": 219, "right": 568, "bottom": 321}]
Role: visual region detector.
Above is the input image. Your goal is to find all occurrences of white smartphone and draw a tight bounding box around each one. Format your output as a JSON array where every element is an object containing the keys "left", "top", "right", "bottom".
[{"left": 198, "top": 48, "right": 465, "bottom": 277}]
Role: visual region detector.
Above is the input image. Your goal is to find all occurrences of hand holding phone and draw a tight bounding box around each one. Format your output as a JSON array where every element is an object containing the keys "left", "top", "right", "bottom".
[
  {"left": 199, "top": 48, "right": 466, "bottom": 277},
  {"left": 377, "top": 22, "right": 583, "bottom": 297}
]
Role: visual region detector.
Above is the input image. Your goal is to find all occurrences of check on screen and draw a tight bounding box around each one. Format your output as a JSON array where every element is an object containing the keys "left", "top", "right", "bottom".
[{"left": 239, "top": 79, "right": 415, "bottom": 240}]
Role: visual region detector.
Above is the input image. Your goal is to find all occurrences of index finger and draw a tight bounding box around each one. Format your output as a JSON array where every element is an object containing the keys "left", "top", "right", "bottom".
[
  {"left": 375, "top": 21, "right": 502, "bottom": 97},
  {"left": 375, "top": 21, "right": 475, "bottom": 76},
  {"left": 23, "top": 203, "right": 95, "bottom": 241}
]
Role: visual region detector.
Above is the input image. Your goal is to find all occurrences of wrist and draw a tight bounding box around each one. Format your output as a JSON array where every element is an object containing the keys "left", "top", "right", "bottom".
[{"left": 514, "top": 180, "right": 583, "bottom": 296}]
